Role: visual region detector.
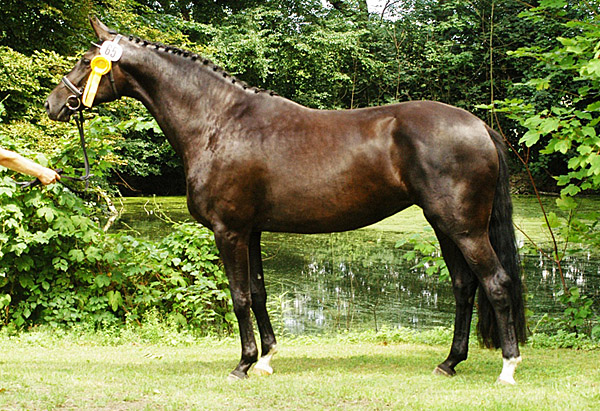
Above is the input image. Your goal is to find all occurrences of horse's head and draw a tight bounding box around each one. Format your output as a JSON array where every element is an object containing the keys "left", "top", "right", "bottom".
[{"left": 46, "top": 17, "right": 125, "bottom": 122}]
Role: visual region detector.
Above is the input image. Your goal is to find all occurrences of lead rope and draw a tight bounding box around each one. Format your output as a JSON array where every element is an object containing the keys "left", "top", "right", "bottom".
[{"left": 17, "top": 109, "right": 92, "bottom": 192}]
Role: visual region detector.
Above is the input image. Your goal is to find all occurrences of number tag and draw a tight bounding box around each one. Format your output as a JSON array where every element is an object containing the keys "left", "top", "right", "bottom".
[{"left": 100, "top": 41, "right": 123, "bottom": 62}]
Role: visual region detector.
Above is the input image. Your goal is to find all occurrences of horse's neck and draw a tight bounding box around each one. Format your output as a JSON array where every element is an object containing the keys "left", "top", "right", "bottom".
[{"left": 121, "top": 46, "right": 249, "bottom": 162}]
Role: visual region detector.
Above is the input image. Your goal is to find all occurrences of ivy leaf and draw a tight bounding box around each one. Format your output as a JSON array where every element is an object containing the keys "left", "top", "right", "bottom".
[
  {"left": 68, "top": 249, "right": 85, "bottom": 263},
  {"left": 581, "top": 59, "right": 600, "bottom": 77},
  {"left": 575, "top": 111, "right": 592, "bottom": 120},
  {"left": 561, "top": 184, "right": 581, "bottom": 196},
  {"left": 586, "top": 101, "right": 600, "bottom": 112},
  {"left": 526, "top": 77, "right": 550, "bottom": 90},
  {"left": 539, "top": 117, "right": 560, "bottom": 134},
  {"left": 556, "top": 195, "right": 577, "bottom": 210},
  {"left": 554, "top": 139, "right": 571, "bottom": 154},
  {"left": 52, "top": 257, "right": 69, "bottom": 271},
  {"left": 94, "top": 274, "right": 111, "bottom": 288},
  {"left": 0, "top": 294, "right": 11, "bottom": 308},
  {"left": 581, "top": 126, "right": 596, "bottom": 138}
]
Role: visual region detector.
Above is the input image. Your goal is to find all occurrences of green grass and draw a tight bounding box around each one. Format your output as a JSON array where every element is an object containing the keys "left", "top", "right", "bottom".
[{"left": 0, "top": 329, "right": 599, "bottom": 410}]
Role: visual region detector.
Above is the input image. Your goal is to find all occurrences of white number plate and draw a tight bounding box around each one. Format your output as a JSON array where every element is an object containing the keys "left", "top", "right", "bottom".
[{"left": 100, "top": 41, "right": 123, "bottom": 62}]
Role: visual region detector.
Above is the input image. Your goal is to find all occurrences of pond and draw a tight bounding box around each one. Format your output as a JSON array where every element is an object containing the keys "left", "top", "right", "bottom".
[{"left": 110, "top": 196, "right": 600, "bottom": 334}]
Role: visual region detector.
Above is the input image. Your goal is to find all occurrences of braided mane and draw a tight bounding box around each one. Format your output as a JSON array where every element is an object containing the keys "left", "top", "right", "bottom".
[{"left": 124, "top": 34, "right": 278, "bottom": 97}]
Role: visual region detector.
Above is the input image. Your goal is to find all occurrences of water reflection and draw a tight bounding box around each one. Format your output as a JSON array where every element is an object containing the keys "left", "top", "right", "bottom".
[
  {"left": 112, "top": 197, "right": 600, "bottom": 335},
  {"left": 262, "top": 233, "right": 600, "bottom": 334}
]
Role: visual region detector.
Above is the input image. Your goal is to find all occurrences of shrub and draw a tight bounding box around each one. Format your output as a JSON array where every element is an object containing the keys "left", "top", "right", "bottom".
[{"left": 0, "top": 178, "right": 232, "bottom": 334}]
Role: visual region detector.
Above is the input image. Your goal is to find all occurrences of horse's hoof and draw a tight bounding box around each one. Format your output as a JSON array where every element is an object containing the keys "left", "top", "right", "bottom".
[
  {"left": 251, "top": 362, "right": 273, "bottom": 376},
  {"left": 433, "top": 365, "right": 455, "bottom": 377},
  {"left": 226, "top": 371, "right": 247, "bottom": 382},
  {"left": 497, "top": 356, "right": 521, "bottom": 386},
  {"left": 250, "top": 346, "right": 277, "bottom": 377},
  {"left": 496, "top": 376, "right": 516, "bottom": 386}
]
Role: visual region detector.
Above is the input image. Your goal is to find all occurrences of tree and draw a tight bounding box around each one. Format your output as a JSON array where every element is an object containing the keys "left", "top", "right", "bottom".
[
  {"left": 494, "top": 0, "right": 600, "bottom": 201},
  {"left": 0, "top": 0, "right": 93, "bottom": 55}
]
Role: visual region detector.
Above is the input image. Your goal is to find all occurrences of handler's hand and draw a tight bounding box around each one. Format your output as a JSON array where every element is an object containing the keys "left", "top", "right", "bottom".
[{"left": 38, "top": 167, "right": 61, "bottom": 185}]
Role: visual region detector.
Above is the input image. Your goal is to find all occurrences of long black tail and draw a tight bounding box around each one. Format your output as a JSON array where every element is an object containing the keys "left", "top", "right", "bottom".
[{"left": 477, "top": 126, "right": 527, "bottom": 348}]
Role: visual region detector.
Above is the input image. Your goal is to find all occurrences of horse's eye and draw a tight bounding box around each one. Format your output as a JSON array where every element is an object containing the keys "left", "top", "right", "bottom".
[{"left": 82, "top": 58, "right": 91, "bottom": 66}]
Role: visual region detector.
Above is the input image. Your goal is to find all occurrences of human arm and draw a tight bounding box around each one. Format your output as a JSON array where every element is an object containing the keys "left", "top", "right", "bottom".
[{"left": 0, "top": 147, "right": 60, "bottom": 185}]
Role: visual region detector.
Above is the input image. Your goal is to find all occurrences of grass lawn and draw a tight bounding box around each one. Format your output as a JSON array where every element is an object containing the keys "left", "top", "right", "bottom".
[{"left": 0, "top": 331, "right": 599, "bottom": 410}]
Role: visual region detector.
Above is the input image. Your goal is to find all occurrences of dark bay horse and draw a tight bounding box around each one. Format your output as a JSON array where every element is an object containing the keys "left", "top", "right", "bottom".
[{"left": 46, "top": 18, "right": 526, "bottom": 384}]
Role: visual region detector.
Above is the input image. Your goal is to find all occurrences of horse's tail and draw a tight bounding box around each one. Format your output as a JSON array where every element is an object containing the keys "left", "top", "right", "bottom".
[{"left": 477, "top": 126, "right": 527, "bottom": 348}]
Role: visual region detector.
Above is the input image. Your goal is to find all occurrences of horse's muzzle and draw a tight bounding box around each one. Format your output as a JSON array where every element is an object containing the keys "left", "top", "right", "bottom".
[{"left": 45, "top": 97, "right": 73, "bottom": 122}]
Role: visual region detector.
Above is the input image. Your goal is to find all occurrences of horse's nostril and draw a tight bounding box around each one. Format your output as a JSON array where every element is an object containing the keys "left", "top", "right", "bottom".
[{"left": 44, "top": 101, "right": 50, "bottom": 111}]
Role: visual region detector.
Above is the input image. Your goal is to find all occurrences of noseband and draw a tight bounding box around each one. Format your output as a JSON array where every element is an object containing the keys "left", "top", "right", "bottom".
[
  {"left": 61, "top": 65, "right": 119, "bottom": 109},
  {"left": 62, "top": 76, "right": 83, "bottom": 110}
]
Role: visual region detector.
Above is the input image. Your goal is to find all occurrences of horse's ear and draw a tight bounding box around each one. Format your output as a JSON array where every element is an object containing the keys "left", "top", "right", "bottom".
[{"left": 90, "top": 16, "right": 112, "bottom": 41}]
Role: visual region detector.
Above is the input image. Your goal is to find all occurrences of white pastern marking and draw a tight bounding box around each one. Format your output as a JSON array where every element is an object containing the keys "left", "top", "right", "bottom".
[
  {"left": 252, "top": 346, "right": 278, "bottom": 376},
  {"left": 497, "top": 356, "right": 522, "bottom": 385}
]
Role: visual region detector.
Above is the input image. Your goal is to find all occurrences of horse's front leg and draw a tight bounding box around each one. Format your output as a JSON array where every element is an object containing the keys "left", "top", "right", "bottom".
[
  {"left": 248, "top": 231, "right": 278, "bottom": 376},
  {"left": 213, "top": 226, "right": 258, "bottom": 380}
]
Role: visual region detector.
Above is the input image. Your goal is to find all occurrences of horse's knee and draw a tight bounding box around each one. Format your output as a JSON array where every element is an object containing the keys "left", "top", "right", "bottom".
[
  {"left": 452, "top": 276, "right": 478, "bottom": 300},
  {"left": 232, "top": 291, "right": 252, "bottom": 317}
]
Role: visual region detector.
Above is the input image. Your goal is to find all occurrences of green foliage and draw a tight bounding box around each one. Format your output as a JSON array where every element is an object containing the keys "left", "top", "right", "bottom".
[
  {"left": 484, "top": 1, "right": 600, "bottom": 340},
  {"left": 395, "top": 228, "right": 449, "bottom": 283},
  {"left": 128, "top": 222, "right": 233, "bottom": 331},
  {"left": 496, "top": 0, "right": 600, "bottom": 200},
  {"left": 0, "top": 46, "right": 71, "bottom": 121},
  {"left": 0, "top": 178, "right": 232, "bottom": 333},
  {"left": 206, "top": 4, "right": 381, "bottom": 109},
  {"left": 529, "top": 328, "right": 599, "bottom": 349},
  {"left": 558, "top": 286, "right": 599, "bottom": 336},
  {"left": 0, "top": 0, "right": 94, "bottom": 55},
  {"left": 0, "top": 177, "right": 109, "bottom": 327}
]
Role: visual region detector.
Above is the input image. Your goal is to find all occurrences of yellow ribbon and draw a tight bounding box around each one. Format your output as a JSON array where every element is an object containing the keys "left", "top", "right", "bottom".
[{"left": 82, "top": 55, "right": 112, "bottom": 108}]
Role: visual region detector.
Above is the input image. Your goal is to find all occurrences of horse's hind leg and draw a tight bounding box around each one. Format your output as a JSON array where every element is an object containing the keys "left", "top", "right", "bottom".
[
  {"left": 248, "top": 231, "right": 278, "bottom": 376},
  {"left": 431, "top": 228, "right": 478, "bottom": 377},
  {"left": 421, "top": 193, "right": 521, "bottom": 383},
  {"left": 442, "top": 229, "right": 522, "bottom": 384}
]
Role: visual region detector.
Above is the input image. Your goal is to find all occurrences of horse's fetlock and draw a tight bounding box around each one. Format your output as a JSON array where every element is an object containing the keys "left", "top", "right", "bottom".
[{"left": 242, "top": 349, "right": 259, "bottom": 364}]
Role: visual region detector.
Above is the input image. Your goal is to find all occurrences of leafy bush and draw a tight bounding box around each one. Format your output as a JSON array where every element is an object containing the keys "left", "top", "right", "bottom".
[
  {"left": 0, "top": 178, "right": 232, "bottom": 333},
  {"left": 121, "top": 222, "right": 233, "bottom": 332},
  {"left": 395, "top": 228, "right": 449, "bottom": 283}
]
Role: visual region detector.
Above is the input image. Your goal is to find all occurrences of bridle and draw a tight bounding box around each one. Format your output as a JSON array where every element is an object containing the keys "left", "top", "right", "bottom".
[
  {"left": 62, "top": 36, "right": 121, "bottom": 107},
  {"left": 19, "top": 36, "right": 122, "bottom": 191}
]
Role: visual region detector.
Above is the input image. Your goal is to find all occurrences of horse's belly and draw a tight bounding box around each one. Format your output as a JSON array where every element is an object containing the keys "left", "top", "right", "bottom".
[{"left": 259, "top": 189, "right": 412, "bottom": 234}]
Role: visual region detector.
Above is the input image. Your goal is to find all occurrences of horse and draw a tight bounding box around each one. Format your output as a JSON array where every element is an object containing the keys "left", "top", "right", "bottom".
[{"left": 46, "top": 17, "right": 527, "bottom": 384}]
